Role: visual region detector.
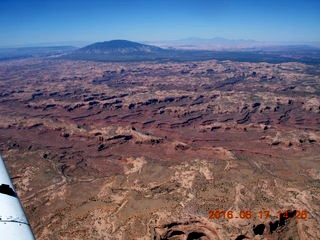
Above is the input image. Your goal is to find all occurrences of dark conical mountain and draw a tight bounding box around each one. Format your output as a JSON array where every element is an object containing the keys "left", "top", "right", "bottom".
[
  {"left": 64, "top": 40, "right": 170, "bottom": 61},
  {"left": 79, "top": 40, "right": 164, "bottom": 54}
]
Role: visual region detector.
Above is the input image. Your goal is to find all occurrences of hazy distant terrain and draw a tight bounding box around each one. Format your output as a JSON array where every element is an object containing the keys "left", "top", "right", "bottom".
[
  {"left": 63, "top": 40, "right": 320, "bottom": 64},
  {"left": 147, "top": 37, "right": 320, "bottom": 50},
  {"left": 0, "top": 46, "right": 77, "bottom": 61},
  {"left": 2, "top": 40, "right": 320, "bottom": 65}
]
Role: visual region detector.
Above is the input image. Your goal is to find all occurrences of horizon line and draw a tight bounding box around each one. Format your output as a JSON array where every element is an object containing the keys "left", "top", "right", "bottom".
[{"left": 1, "top": 37, "right": 320, "bottom": 49}]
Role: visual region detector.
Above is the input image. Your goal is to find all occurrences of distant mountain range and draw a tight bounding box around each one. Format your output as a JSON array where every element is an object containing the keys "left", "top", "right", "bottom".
[
  {"left": 1, "top": 39, "right": 320, "bottom": 64},
  {"left": 146, "top": 37, "right": 259, "bottom": 50},
  {"left": 63, "top": 39, "right": 320, "bottom": 64},
  {"left": 147, "top": 37, "right": 320, "bottom": 50}
]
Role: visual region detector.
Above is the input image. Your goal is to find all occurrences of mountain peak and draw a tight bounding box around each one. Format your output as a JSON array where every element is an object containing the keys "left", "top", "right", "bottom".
[
  {"left": 81, "top": 40, "right": 163, "bottom": 52},
  {"left": 65, "top": 39, "right": 167, "bottom": 61}
]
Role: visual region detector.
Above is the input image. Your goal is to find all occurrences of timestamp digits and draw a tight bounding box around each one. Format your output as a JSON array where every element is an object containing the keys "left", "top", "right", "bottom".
[{"left": 208, "top": 209, "right": 308, "bottom": 220}]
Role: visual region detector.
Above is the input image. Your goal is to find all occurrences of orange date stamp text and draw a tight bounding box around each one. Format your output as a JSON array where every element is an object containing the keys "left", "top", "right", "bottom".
[{"left": 208, "top": 209, "right": 308, "bottom": 220}]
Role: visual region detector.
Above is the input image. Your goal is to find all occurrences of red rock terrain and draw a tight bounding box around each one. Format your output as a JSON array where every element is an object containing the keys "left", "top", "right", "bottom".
[{"left": 0, "top": 58, "right": 319, "bottom": 239}]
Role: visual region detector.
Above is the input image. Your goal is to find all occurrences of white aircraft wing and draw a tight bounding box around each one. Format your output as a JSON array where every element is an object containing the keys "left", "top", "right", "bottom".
[{"left": 0, "top": 155, "right": 35, "bottom": 240}]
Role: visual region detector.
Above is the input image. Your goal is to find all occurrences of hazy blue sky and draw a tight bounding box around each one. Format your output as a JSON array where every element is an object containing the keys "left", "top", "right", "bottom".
[{"left": 0, "top": 0, "right": 319, "bottom": 46}]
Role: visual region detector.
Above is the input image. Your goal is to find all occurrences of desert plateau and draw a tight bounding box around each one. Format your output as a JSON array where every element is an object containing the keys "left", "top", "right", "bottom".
[{"left": 0, "top": 52, "right": 319, "bottom": 239}]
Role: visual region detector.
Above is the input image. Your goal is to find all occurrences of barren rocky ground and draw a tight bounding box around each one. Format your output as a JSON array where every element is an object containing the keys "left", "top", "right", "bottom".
[{"left": 0, "top": 58, "right": 319, "bottom": 239}]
